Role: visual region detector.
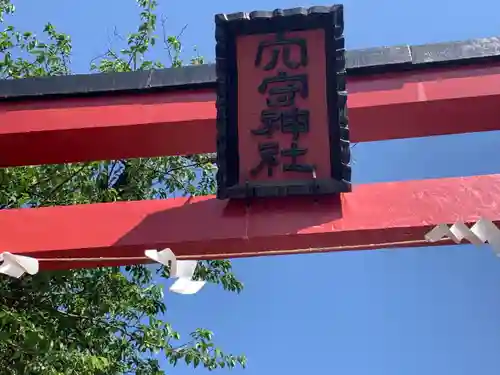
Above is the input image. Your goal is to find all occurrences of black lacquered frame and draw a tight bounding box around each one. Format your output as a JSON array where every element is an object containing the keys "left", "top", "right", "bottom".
[{"left": 214, "top": 6, "right": 351, "bottom": 199}]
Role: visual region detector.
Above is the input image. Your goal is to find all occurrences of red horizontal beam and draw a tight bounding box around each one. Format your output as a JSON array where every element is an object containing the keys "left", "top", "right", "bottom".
[
  {"left": 1, "top": 174, "right": 499, "bottom": 270},
  {"left": 2, "top": 64, "right": 500, "bottom": 167}
]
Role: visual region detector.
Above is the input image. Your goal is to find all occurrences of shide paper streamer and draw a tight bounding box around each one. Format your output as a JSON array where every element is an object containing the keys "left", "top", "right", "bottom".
[
  {"left": 425, "top": 217, "right": 500, "bottom": 256},
  {"left": 3, "top": 219, "right": 499, "bottom": 287},
  {"left": 0, "top": 252, "right": 39, "bottom": 278},
  {"left": 0, "top": 248, "right": 205, "bottom": 295},
  {"left": 144, "top": 248, "right": 206, "bottom": 295}
]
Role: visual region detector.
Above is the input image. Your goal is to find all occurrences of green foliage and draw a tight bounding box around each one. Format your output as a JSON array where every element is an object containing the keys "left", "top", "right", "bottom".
[{"left": 0, "top": 1, "right": 245, "bottom": 374}]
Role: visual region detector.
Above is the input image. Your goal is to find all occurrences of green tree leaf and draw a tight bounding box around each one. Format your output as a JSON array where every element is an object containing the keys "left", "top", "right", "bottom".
[{"left": 0, "top": 1, "right": 244, "bottom": 374}]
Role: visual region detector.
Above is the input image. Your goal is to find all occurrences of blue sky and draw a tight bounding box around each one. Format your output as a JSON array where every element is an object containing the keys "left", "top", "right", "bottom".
[{"left": 7, "top": 0, "right": 500, "bottom": 374}]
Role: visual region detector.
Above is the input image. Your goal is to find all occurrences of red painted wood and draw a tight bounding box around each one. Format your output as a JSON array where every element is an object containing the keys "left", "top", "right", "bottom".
[
  {"left": 236, "top": 29, "right": 332, "bottom": 183},
  {"left": 0, "top": 90, "right": 217, "bottom": 167},
  {"left": 1, "top": 174, "right": 499, "bottom": 270},
  {"left": 2, "top": 64, "right": 500, "bottom": 167}
]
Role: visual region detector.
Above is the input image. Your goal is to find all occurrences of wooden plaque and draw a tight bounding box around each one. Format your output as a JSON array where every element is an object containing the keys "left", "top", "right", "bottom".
[{"left": 215, "top": 6, "right": 350, "bottom": 199}]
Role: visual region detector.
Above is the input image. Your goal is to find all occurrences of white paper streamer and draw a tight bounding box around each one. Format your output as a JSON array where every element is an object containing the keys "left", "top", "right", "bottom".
[
  {"left": 425, "top": 217, "right": 500, "bottom": 256},
  {"left": 145, "top": 248, "right": 206, "bottom": 294},
  {"left": 170, "top": 278, "right": 206, "bottom": 295},
  {"left": 0, "top": 252, "right": 39, "bottom": 278}
]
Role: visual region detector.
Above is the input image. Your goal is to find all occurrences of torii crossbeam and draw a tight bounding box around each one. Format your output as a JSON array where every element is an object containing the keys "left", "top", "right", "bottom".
[{"left": 1, "top": 7, "right": 500, "bottom": 270}]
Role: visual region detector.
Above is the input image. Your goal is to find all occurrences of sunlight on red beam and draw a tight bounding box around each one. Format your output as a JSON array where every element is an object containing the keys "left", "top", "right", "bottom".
[
  {"left": 2, "top": 65, "right": 500, "bottom": 167},
  {"left": 0, "top": 90, "right": 217, "bottom": 167},
  {"left": 1, "top": 174, "right": 499, "bottom": 270}
]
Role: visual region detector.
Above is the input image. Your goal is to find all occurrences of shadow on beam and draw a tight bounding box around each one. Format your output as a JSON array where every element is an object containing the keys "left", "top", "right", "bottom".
[{"left": 0, "top": 174, "right": 499, "bottom": 270}]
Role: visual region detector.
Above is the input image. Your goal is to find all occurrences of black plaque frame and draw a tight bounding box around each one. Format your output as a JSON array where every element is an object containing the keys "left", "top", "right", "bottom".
[{"left": 215, "top": 5, "right": 351, "bottom": 200}]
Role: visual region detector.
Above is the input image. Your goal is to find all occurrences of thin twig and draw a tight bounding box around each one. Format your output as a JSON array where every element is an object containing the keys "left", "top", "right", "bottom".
[{"left": 45, "top": 164, "right": 88, "bottom": 199}]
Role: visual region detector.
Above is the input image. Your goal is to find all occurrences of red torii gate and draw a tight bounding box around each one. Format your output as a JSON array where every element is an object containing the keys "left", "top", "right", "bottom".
[{"left": 1, "top": 7, "right": 500, "bottom": 271}]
